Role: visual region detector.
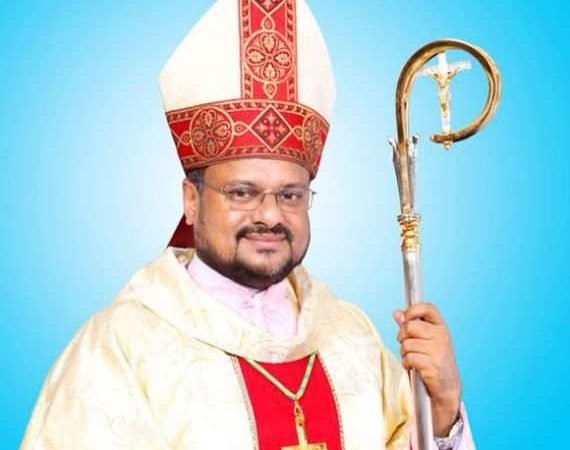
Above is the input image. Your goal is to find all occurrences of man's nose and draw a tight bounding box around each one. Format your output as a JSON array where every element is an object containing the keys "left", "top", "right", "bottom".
[{"left": 251, "top": 193, "right": 285, "bottom": 226}]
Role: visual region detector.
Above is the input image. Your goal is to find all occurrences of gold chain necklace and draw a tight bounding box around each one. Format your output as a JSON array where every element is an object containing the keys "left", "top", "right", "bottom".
[{"left": 244, "top": 353, "right": 327, "bottom": 450}]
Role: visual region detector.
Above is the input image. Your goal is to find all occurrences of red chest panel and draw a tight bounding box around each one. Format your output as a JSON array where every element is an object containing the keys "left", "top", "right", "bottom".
[{"left": 237, "top": 356, "right": 342, "bottom": 450}]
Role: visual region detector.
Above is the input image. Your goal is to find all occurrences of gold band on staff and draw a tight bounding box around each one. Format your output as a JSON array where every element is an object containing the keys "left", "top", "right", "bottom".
[{"left": 398, "top": 214, "right": 421, "bottom": 252}]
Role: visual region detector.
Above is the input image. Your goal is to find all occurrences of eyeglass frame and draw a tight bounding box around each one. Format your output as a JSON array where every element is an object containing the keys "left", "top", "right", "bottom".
[{"left": 200, "top": 181, "right": 317, "bottom": 212}]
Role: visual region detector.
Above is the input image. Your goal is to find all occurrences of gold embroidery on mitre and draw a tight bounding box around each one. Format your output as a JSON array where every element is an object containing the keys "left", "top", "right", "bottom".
[
  {"left": 245, "top": 30, "right": 294, "bottom": 89},
  {"left": 189, "top": 107, "right": 234, "bottom": 158},
  {"left": 252, "top": 106, "right": 293, "bottom": 150},
  {"left": 168, "top": 99, "right": 328, "bottom": 176},
  {"left": 253, "top": 0, "right": 286, "bottom": 14},
  {"left": 303, "top": 115, "right": 326, "bottom": 161},
  {"left": 234, "top": 122, "right": 250, "bottom": 136},
  {"left": 240, "top": 0, "right": 297, "bottom": 102}
]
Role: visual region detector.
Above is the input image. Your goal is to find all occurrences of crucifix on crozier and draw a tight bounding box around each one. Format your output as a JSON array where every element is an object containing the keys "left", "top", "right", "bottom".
[{"left": 420, "top": 52, "right": 471, "bottom": 139}]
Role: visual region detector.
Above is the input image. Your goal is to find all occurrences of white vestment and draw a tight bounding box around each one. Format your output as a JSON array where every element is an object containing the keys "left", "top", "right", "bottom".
[{"left": 22, "top": 248, "right": 471, "bottom": 449}]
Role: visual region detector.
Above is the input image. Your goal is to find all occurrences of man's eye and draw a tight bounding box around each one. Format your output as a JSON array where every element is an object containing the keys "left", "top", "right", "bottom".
[
  {"left": 226, "top": 187, "right": 257, "bottom": 201},
  {"left": 279, "top": 189, "right": 304, "bottom": 202}
]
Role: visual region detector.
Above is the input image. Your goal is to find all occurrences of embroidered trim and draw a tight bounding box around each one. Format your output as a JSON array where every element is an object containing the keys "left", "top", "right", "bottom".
[
  {"left": 318, "top": 353, "right": 346, "bottom": 450},
  {"left": 240, "top": 0, "right": 297, "bottom": 101},
  {"left": 167, "top": 99, "right": 329, "bottom": 177},
  {"left": 231, "top": 354, "right": 260, "bottom": 450}
]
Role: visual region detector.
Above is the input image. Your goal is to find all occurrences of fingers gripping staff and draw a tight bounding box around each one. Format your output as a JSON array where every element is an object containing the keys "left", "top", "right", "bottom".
[{"left": 394, "top": 303, "right": 462, "bottom": 436}]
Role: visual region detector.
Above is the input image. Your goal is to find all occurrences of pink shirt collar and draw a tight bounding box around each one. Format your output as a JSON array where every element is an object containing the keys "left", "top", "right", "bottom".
[{"left": 186, "top": 254, "right": 298, "bottom": 338}]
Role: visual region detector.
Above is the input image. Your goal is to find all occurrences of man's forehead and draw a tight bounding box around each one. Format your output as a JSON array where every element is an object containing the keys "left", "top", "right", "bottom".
[{"left": 204, "top": 158, "right": 311, "bottom": 185}]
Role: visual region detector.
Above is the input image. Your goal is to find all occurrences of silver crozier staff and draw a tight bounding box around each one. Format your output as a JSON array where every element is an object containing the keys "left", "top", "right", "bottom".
[{"left": 388, "top": 39, "right": 502, "bottom": 450}]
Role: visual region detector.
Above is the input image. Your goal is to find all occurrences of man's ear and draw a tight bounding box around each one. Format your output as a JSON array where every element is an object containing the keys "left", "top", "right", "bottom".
[{"left": 182, "top": 179, "right": 200, "bottom": 225}]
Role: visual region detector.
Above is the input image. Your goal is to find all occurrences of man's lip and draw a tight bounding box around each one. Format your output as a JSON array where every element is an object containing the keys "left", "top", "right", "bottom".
[{"left": 243, "top": 233, "right": 287, "bottom": 242}]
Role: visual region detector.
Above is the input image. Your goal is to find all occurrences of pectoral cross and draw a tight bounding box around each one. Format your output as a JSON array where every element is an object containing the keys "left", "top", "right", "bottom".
[
  {"left": 420, "top": 52, "right": 471, "bottom": 142},
  {"left": 282, "top": 402, "right": 327, "bottom": 450}
]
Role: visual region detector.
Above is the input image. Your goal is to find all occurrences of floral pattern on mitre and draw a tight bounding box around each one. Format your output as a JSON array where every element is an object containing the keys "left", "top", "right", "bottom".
[
  {"left": 245, "top": 31, "right": 293, "bottom": 84},
  {"left": 166, "top": 100, "right": 329, "bottom": 178},
  {"left": 190, "top": 107, "right": 234, "bottom": 157}
]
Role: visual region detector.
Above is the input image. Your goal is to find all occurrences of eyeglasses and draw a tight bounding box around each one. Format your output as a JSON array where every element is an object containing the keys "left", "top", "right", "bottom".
[{"left": 202, "top": 182, "right": 316, "bottom": 212}]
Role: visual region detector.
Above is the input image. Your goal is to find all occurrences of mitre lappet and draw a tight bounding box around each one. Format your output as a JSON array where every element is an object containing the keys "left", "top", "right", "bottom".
[{"left": 159, "top": 0, "right": 336, "bottom": 247}]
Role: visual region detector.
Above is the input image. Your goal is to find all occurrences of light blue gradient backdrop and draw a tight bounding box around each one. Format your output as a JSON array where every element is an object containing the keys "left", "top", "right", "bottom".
[{"left": 1, "top": 1, "right": 568, "bottom": 448}]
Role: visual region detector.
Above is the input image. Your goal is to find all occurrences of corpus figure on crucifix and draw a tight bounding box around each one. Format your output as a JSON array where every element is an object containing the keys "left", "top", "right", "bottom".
[{"left": 420, "top": 52, "right": 471, "bottom": 138}]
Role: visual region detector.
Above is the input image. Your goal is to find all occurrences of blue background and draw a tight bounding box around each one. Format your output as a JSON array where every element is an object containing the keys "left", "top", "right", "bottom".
[{"left": 2, "top": 0, "right": 568, "bottom": 448}]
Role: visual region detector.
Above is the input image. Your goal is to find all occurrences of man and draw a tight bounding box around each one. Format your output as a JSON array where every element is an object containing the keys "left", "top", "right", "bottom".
[{"left": 21, "top": 0, "right": 475, "bottom": 449}]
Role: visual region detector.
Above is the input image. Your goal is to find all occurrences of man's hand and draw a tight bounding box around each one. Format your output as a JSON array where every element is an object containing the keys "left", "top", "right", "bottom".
[{"left": 393, "top": 303, "right": 461, "bottom": 437}]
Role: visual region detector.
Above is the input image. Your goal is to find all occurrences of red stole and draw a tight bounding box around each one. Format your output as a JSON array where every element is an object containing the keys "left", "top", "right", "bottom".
[{"left": 238, "top": 355, "right": 342, "bottom": 450}]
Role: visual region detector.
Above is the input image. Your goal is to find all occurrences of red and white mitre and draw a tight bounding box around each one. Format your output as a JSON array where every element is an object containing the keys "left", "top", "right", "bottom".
[{"left": 159, "top": 0, "right": 335, "bottom": 247}]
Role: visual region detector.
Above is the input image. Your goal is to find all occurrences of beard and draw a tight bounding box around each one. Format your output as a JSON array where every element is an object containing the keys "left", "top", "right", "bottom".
[{"left": 195, "top": 222, "right": 309, "bottom": 290}]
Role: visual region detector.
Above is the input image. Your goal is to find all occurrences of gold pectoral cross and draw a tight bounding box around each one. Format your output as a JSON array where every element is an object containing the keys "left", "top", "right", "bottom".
[{"left": 282, "top": 401, "right": 327, "bottom": 450}]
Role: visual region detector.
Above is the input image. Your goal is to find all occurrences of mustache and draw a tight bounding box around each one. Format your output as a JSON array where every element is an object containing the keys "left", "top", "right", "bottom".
[{"left": 236, "top": 223, "right": 293, "bottom": 242}]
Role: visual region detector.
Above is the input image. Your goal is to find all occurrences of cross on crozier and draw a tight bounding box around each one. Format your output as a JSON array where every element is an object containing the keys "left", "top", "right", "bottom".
[{"left": 419, "top": 52, "right": 471, "bottom": 137}]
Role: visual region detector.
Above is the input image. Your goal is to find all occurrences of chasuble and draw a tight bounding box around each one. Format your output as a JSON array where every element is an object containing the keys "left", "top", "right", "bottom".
[{"left": 22, "top": 248, "right": 464, "bottom": 449}]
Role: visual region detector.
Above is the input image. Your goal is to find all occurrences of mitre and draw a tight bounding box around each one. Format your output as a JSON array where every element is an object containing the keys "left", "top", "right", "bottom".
[{"left": 159, "top": 0, "right": 335, "bottom": 247}]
